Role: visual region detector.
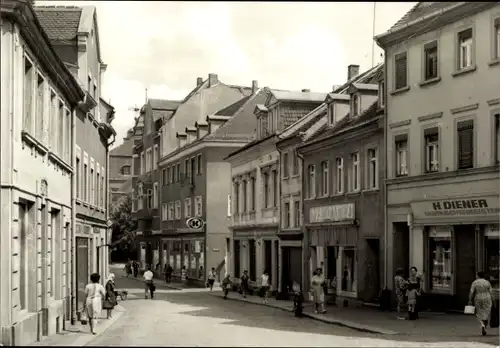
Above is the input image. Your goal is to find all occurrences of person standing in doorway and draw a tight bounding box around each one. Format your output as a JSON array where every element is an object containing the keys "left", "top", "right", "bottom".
[
  {"left": 240, "top": 270, "right": 250, "bottom": 298},
  {"left": 143, "top": 266, "right": 155, "bottom": 299},
  {"left": 311, "top": 268, "right": 326, "bottom": 314},
  {"left": 207, "top": 267, "right": 216, "bottom": 291},
  {"left": 260, "top": 270, "right": 270, "bottom": 304},
  {"left": 469, "top": 271, "right": 493, "bottom": 336},
  {"left": 407, "top": 267, "right": 421, "bottom": 320}
]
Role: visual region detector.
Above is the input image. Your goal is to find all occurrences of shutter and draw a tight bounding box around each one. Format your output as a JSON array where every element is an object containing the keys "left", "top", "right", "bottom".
[
  {"left": 458, "top": 125, "right": 473, "bottom": 169},
  {"left": 395, "top": 53, "right": 407, "bottom": 89}
]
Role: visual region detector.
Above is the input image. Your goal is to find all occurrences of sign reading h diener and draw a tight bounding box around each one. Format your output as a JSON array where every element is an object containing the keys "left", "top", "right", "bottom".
[{"left": 425, "top": 198, "right": 500, "bottom": 217}]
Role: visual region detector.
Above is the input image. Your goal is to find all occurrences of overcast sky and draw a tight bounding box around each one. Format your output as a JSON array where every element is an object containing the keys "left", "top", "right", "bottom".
[{"left": 36, "top": 1, "right": 415, "bottom": 148}]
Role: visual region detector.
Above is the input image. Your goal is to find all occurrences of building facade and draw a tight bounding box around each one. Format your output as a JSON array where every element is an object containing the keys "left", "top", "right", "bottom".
[
  {"left": 376, "top": 2, "right": 500, "bottom": 310},
  {"left": 298, "top": 68, "right": 385, "bottom": 306},
  {"left": 276, "top": 64, "right": 384, "bottom": 294},
  {"left": 227, "top": 89, "right": 326, "bottom": 293},
  {"left": 0, "top": 0, "right": 85, "bottom": 344}
]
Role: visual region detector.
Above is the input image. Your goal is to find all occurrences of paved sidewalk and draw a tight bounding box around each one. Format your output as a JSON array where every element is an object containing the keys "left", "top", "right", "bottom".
[
  {"left": 27, "top": 305, "right": 125, "bottom": 346},
  {"left": 208, "top": 291, "right": 500, "bottom": 340}
]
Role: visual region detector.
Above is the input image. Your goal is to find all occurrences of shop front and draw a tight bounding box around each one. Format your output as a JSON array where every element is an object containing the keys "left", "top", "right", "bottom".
[
  {"left": 159, "top": 232, "right": 206, "bottom": 281},
  {"left": 407, "top": 195, "right": 500, "bottom": 310}
]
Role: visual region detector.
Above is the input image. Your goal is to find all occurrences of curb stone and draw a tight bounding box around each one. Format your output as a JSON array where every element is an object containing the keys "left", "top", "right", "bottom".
[{"left": 208, "top": 292, "right": 397, "bottom": 335}]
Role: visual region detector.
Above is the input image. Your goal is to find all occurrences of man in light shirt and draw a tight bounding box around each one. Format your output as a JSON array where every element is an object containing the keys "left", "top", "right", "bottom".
[{"left": 143, "top": 265, "right": 155, "bottom": 299}]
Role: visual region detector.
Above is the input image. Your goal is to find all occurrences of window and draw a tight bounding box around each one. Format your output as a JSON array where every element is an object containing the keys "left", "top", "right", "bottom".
[
  {"left": 58, "top": 102, "right": 64, "bottom": 156},
  {"left": 87, "top": 74, "right": 92, "bottom": 93},
  {"left": 321, "top": 161, "right": 329, "bottom": 196},
  {"left": 162, "top": 203, "right": 167, "bottom": 220},
  {"left": 273, "top": 170, "right": 278, "bottom": 207},
  {"left": 351, "top": 94, "right": 359, "bottom": 116},
  {"left": 49, "top": 92, "right": 56, "bottom": 150},
  {"left": 457, "top": 120, "right": 474, "bottom": 169},
  {"left": 96, "top": 172, "right": 100, "bottom": 206},
  {"left": 292, "top": 152, "right": 299, "bottom": 176},
  {"left": 196, "top": 154, "right": 202, "bottom": 174},
  {"left": 153, "top": 183, "right": 159, "bottom": 208},
  {"left": 458, "top": 28, "right": 473, "bottom": 70},
  {"left": 263, "top": 172, "right": 269, "bottom": 207},
  {"left": 367, "top": 149, "right": 378, "bottom": 189},
  {"left": 234, "top": 181, "right": 240, "bottom": 214},
  {"left": 153, "top": 145, "right": 158, "bottom": 170},
  {"left": 495, "top": 19, "right": 500, "bottom": 59},
  {"left": 121, "top": 165, "right": 131, "bottom": 175},
  {"left": 90, "top": 167, "right": 95, "bottom": 204},
  {"left": 283, "top": 152, "right": 289, "bottom": 178},
  {"left": 93, "top": 83, "right": 97, "bottom": 100},
  {"left": 146, "top": 149, "right": 152, "bottom": 172},
  {"left": 424, "top": 41, "right": 438, "bottom": 80},
  {"left": 65, "top": 109, "right": 71, "bottom": 162},
  {"left": 168, "top": 166, "right": 173, "bottom": 184},
  {"left": 485, "top": 226, "right": 499, "bottom": 294},
  {"left": 242, "top": 180, "right": 247, "bottom": 212},
  {"left": 429, "top": 231, "right": 452, "bottom": 293},
  {"left": 76, "top": 157, "right": 81, "bottom": 199},
  {"left": 176, "top": 163, "right": 180, "bottom": 182},
  {"left": 195, "top": 196, "right": 203, "bottom": 217},
  {"left": 23, "top": 57, "right": 34, "bottom": 132},
  {"left": 83, "top": 163, "right": 88, "bottom": 201},
  {"left": 394, "top": 52, "right": 408, "bottom": 90},
  {"left": 495, "top": 114, "right": 500, "bottom": 164},
  {"left": 336, "top": 157, "right": 343, "bottom": 194},
  {"left": 162, "top": 169, "right": 167, "bottom": 185},
  {"left": 145, "top": 189, "right": 152, "bottom": 209},
  {"left": 138, "top": 184, "right": 143, "bottom": 210},
  {"left": 307, "top": 165, "right": 315, "bottom": 198},
  {"left": 378, "top": 81, "right": 385, "bottom": 108},
  {"left": 185, "top": 159, "right": 190, "bottom": 180},
  {"left": 294, "top": 201, "right": 300, "bottom": 227},
  {"left": 168, "top": 202, "right": 174, "bottom": 221},
  {"left": 283, "top": 202, "right": 290, "bottom": 228},
  {"left": 100, "top": 174, "right": 104, "bottom": 208},
  {"left": 351, "top": 152, "right": 360, "bottom": 192},
  {"left": 184, "top": 198, "right": 192, "bottom": 218},
  {"left": 140, "top": 152, "right": 145, "bottom": 174},
  {"left": 19, "top": 202, "right": 28, "bottom": 310},
  {"left": 190, "top": 157, "right": 196, "bottom": 182},
  {"left": 425, "top": 129, "right": 439, "bottom": 173},
  {"left": 395, "top": 136, "right": 408, "bottom": 176},
  {"left": 341, "top": 247, "right": 357, "bottom": 293},
  {"left": 250, "top": 177, "right": 256, "bottom": 211},
  {"left": 328, "top": 105, "right": 335, "bottom": 125},
  {"left": 36, "top": 74, "right": 44, "bottom": 140},
  {"left": 175, "top": 201, "right": 181, "bottom": 220}
]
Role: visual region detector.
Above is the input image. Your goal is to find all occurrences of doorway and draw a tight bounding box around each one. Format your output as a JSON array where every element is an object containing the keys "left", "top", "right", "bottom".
[
  {"left": 76, "top": 237, "right": 89, "bottom": 311},
  {"left": 264, "top": 240, "right": 272, "bottom": 275},
  {"left": 249, "top": 240, "right": 256, "bottom": 281},
  {"left": 365, "top": 238, "right": 380, "bottom": 302},
  {"left": 393, "top": 222, "right": 410, "bottom": 279},
  {"left": 234, "top": 240, "right": 241, "bottom": 278},
  {"left": 281, "top": 247, "right": 302, "bottom": 293}
]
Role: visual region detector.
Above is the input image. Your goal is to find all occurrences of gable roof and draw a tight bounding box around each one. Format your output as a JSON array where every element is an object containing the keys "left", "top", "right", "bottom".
[
  {"left": 215, "top": 95, "right": 252, "bottom": 116},
  {"left": 149, "top": 99, "right": 182, "bottom": 111},
  {"left": 34, "top": 6, "right": 82, "bottom": 43},
  {"left": 110, "top": 139, "right": 134, "bottom": 157}
]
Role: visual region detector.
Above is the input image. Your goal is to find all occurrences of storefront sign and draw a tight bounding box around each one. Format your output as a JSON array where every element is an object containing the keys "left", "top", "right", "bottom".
[
  {"left": 411, "top": 197, "right": 500, "bottom": 220},
  {"left": 186, "top": 217, "right": 205, "bottom": 230},
  {"left": 309, "top": 203, "right": 355, "bottom": 223}
]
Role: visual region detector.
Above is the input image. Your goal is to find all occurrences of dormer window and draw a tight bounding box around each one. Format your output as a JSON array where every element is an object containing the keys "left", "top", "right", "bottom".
[
  {"left": 328, "top": 105, "right": 335, "bottom": 125},
  {"left": 352, "top": 94, "right": 359, "bottom": 117},
  {"left": 378, "top": 81, "right": 385, "bottom": 108}
]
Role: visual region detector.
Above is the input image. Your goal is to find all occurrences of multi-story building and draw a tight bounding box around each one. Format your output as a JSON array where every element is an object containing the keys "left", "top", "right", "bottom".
[
  {"left": 35, "top": 4, "right": 115, "bottom": 320},
  {"left": 227, "top": 89, "right": 327, "bottom": 292},
  {"left": 298, "top": 65, "right": 384, "bottom": 306},
  {"left": 375, "top": 2, "right": 500, "bottom": 310},
  {"left": 0, "top": 0, "right": 85, "bottom": 344},
  {"left": 276, "top": 64, "right": 383, "bottom": 294},
  {"left": 132, "top": 99, "right": 181, "bottom": 271},
  {"left": 134, "top": 74, "right": 254, "bottom": 274},
  {"left": 157, "top": 86, "right": 263, "bottom": 283},
  {"left": 109, "top": 118, "right": 135, "bottom": 205}
]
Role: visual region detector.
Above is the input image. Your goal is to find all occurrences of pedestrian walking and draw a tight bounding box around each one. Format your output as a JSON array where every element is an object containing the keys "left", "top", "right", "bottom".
[
  {"left": 394, "top": 268, "right": 408, "bottom": 320},
  {"left": 240, "top": 270, "right": 249, "bottom": 298},
  {"left": 207, "top": 267, "right": 216, "bottom": 291},
  {"left": 83, "top": 273, "right": 106, "bottom": 335},
  {"left": 260, "top": 270, "right": 270, "bottom": 304},
  {"left": 132, "top": 261, "right": 139, "bottom": 278},
  {"left": 124, "top": 260, "right": 132, "bottom": 277},
  {"left": 104, "top": 273, "right": 117, "bottom": 319},
  {"left": 143, "top": 266, "right": 155, "bottom": 299},
  {"left": 311, "top": 268, "right": 326, "bottom": 314},
  {"left": 165, "top": 264, "right": 173, "bottom": 283},
  {"left": 407, "top": 267, "right": 421, "bottom": 320},
  {"left": 468, "top": 271, "right": 493, "bottom": 336},
  {"left": 221, "top": 274, "right": 232, "bottom": 299}
]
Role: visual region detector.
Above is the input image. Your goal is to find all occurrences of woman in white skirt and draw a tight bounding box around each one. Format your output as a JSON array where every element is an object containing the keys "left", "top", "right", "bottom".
[{"left": 84, "top": 273, "right": 106, "bottom": 335}]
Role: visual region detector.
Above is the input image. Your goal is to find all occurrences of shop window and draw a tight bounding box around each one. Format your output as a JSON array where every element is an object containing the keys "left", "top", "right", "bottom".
[
  {"left": 485, "top": 225, "right": 499, "bottom": 293},
  {"left": 340, "top": 247, "right": 357, "bottom": 293},
  {"left": 429, "top": 229, "right": 453, "bottom": 293}
]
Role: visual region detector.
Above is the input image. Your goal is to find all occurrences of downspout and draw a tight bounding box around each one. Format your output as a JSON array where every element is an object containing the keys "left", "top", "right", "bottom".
[
  {"left": 70, "top": 107, "right": 77, "bottom": 325},
  {"left": 382, "top": 54, "right": 389, "bottom": 290},
  {"left": 296, "top": 147, "right": 308, "bottom": 295},
  {"left": 105, "top": 130, "right": 116, "bottom": 280}
]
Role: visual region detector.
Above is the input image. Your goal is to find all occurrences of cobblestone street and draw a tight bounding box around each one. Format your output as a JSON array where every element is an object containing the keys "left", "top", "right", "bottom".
[{"left": 85, "top": 274, "right": 498, "bottom": 347}]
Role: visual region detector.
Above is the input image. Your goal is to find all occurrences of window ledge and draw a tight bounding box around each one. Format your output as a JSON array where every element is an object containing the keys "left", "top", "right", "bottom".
[
  {"left": 290, "top": 174, "right": 300, "bottom": 179},
  {"left": 304, "top": 197, "right": 316, "bottom": 201},
  {"left": 262, "top": 207, "right": 277, "bottom": 212},
  {"left": 48, "top": 151, "right": 72, "bottom": 173},
  {"left": 330, "top": 193, "right": 344, "bottom": 197},
  {"left": 76, "top": 199, "right": 82, "bottom": 205},
  {"left": 282, "top": 176, "right": 290, "bottom": 181},
  {"left": 318, "top": 194, "right": 330, "bottom": 199},
  {"left": 363, "top": 188, "right": 380, "bottom": 194},
  {"left": 21, "top": 130, "right": 49, "bottom": 155},
  {"left": 452, "top": 65, "right": 477, "bottom": 78},
  {"left": 390, "top": 86, "right": 410, "bottom": 96},
  {"left": 419, "top": 76, "right": 441, "bottom": 88},
  {"left": 395, "top": 174, "right": 409, "bottom": 178},
  {"left": 488, "top": 58, "right": 500, "bottom": 67},
  {"left": 346, "top": 191, "right": 361, "bottom": 196}
]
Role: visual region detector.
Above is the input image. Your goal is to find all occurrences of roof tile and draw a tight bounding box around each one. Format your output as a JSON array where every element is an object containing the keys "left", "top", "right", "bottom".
[
  {"left": 34, "top": 6, "right": 82, "bottom": 42},
  {"left": 388, "top": 2, "right": 461, "bottom": 31}
]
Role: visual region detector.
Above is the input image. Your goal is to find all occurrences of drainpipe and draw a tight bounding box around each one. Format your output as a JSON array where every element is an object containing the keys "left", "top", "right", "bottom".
[
  {"left": 296, "top": 148, "right": 308, "bottom": 295},
  {"left": 105, "top": 131, "right": 116, "bottom": 280},
  {"left": 70, "top": 108, "right": 77, "bottom": 325},
  {"left": 382, "top": 56, "right": 389, "bottom": 290}
]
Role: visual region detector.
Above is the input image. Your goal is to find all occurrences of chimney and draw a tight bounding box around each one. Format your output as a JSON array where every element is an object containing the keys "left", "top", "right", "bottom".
[
  {"left": 196, "top": 77, "right": 203, "bottom": 86},
  {"left": 208, "top": 73, "right": 218, "bottom": 87},
  {"left": 252, "top": 80, "right": 258, "bottom": 94},
  {"left": 301, "top": 89, "right": 310, "bottom": 92},
  {"left": 348, "top": 64, "right": 360, "bottom": 80}
]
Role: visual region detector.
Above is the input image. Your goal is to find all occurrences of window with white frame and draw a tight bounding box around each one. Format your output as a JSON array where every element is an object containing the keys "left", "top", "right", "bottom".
[
  {"left": 367, "top": 149, "right": 378, "bottom": 189},
  {"left": 292, "top": 151, "right": 299, "bottom": 176},
  {"left": 35, "top": 73, "right": 44, "bottom": 140},
  {"left": 328, "top": 104, "right": 335, "bottom": 125},
  {"left": 96, "top": 172, "right": 100, "bottom": 207},
  {"left": 495, "top": 18, "right": 500, "bottom": 59},
  {"left": 23, "top": 56, "right": 34, "bottom": 133},
  {"left": 175, "top": 201, "right": 181, "bottom": 220},
  {"left": 168, "top": 202, "right": 174, "bottom": 221},
  {"left": 242, "top": 180, "right": 247, "bottom": 212},
  {"left": 138, "top": 183, "right": 144, "bottom": 210},
  {"left": 147, "top": 189, "right": 153, "bottom": 209},
  {"left": 65, "top": 109, "right": 71, "bottom": 162},
  {"left": 351, "top": 152, "right": 360, "bottom": 192},
  {"left": 378, "top": 81, "right": 385, "bottom": 108},
  {"left": 294, "top": 201, "right": 300, "bottom": 228},
  {"left": 83, "top": 162, "right": 88, "bottom": 202},
  {"left": 49, "top": 92, "right": 57, "bottom": 150},
  {"left": 100, "top": 171, "right": 105, "bottom": 208},
  {"left": 58, "top": 101, "right": 64, "bottom": 156},
  {"left": 195, "top": 196, "right": 203, "bottom": 217},
  {"left": 184, "top": 198, "right": 192, "bottom": 218},
  {"left": 282, "top": 152, "right": 289, "bottom": 178},
  {"left": 76, "top": 154, "right": 81, "bottom": 199},
  {"left": 153, "top": 145, "right": 158, "bottom": 170},
  {"left": 425, "top": 129, "right": 439, "bottom": 173},
  {"left": 196, "top": 154, "right": 202, "bottom": 174},
  {"left": 234, "top": 181, "right": 240, "bottom": 214},
  {"left": 153, "top": 182, "right": 159, "bottom": 208},
  {"left": 394, "top": 52, "right": 408, "bottom": 90},
  {"left": 307, "top": 165, "right": 315, "bottom": 198},
  {"left": 146, "top": 149, "right": 152, "bottom": 172},
  {"left": 395, "top": 136, "right": 408, "bottom": 176},
  {"left": 263, "top": 173, "right": 269, "bottom": 207},
  {"left": 90, "top": 166, "right": 95, "bottom": 204},
  {"left": 321, "top": 161, "right": 329, "bottom": 196},
  {"left": 424, "top": 41, "right": 438, "bottom": 80},
  {"left": 162, "top": 203, "right": 167, "bottom": 220},
  {"left": 140, "top": 152, "right": 145, "bottom": 174},
  {"left": 458, "top": 28, "right": 473, "bottom": 70},
  {"left": 336, "top": 157, "right": 343, "bottom": 194}
]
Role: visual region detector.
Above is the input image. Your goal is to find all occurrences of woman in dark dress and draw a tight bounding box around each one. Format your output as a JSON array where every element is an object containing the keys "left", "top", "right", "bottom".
[
  {"left": 407, "top": 267, "right": 422, "bottom": 320},
  {"left": 105, "top": 273, "right": 117, "bottom": 319}
]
